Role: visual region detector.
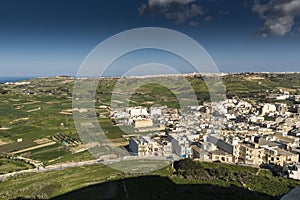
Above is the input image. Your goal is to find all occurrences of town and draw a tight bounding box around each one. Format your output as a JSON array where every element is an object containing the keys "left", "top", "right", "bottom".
[{"left": 111, "top": 92, "right": 300, "bottom": 180}]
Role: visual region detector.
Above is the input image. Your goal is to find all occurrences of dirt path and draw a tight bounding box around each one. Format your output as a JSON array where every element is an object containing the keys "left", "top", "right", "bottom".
[
  {"left": 11, "top": 141, "right": 57, "bottom": 154},
  {"left": 0, "top": 139, "right": 8, "bottom": 146}
]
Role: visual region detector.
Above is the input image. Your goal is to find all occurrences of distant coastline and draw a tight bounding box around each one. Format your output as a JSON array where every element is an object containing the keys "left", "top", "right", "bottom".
[
  {"left": 0, "top": 77, "right": 36, "bottom": 84},
  {"left": 1, "top": 71, "right": 300, "bottom": 83}
]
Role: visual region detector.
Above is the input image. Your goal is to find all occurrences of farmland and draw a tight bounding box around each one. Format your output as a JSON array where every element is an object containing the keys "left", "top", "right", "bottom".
[
  {"left": 0, "top": 73, "right": 300, "bottom": 199},
  {"left": 0, "top": 157, "right": 33, "bottom": 174},
  {"left": 0, "top": 73, "right": 300, "bottom": 166}
]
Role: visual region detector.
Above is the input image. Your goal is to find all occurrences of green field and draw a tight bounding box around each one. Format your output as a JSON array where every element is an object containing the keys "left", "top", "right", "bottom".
[
  {"left": 0, "top": 164, "right": 121, "bottom": 199},
  {"left": 30, "top": 149, "right": 70, "bottom": 163},
  {"left": 0, "top": 158, "right": 33, "bottom": 174},
  {"left": 0, "top": 161, "right": 299, "bottom": 199},
  {"left": 49, "top": 150, "right": 95, "bottom": 165},
  {"left": 100, "top": 118, "right": 134, "bottom": 139}
]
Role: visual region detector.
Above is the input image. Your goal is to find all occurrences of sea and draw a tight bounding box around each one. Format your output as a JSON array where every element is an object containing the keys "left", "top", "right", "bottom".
[{"left": 0, "top": 77, "right": 36, "bottom": 84}]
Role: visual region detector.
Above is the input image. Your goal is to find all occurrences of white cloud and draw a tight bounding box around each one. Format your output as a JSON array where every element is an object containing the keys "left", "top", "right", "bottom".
[
  {"left": 189, "top": 20, "right": 199, "bottom": 27},
  {"left": 253, "top": 0, "right": 300, "bottom": 36},
  {"left": 146, "top": 0, "right": 195, "bottom": 7},
  {"left": 203, "top": 16, "right": 213, "bottom": 22},
  {"left": 139, "top": 0, "right": 204, "bottom": 25}
]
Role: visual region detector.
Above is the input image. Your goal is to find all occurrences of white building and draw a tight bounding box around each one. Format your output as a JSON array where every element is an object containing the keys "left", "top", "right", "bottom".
[
  {"left": 150, "top": 106, "right": 164, "bottom": 116},
  {"left": 262, "top": 103, "right": 277, "bottom": 116},
  {"left": 129, "top": 136, "right": 172, "bottom": 157},
  {"left": 250, "top": 116, "right": 265, "bottom": 123},
  {"left": 288, "top": 164, "right": 300, "bottom": 180},
  {"left": 167, "top": 134, "right": 192, "bottom": 159},
  {"left": 127, "top": 107, "right": 148, "bottom": 117},
  {"left": 206, "top": 134, "right": 240, "bottom": 163}
]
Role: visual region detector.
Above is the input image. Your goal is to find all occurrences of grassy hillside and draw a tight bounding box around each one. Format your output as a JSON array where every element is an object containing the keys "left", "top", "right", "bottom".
[{"left": 0, "top": 161, "right": 299, "bottom": 199}]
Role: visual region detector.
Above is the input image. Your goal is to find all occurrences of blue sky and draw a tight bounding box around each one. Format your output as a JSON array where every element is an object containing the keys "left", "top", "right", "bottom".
[{"left": 0, "top": 0, "right": 300, "bottom": 76}]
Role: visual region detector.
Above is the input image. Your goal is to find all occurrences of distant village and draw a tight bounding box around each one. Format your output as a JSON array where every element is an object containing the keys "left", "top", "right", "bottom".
[{"left": 112, "top": 91, "right": 300, "bottom": 180}]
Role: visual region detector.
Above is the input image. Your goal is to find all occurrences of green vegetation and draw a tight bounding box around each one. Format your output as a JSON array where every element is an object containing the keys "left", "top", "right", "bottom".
[
  {"left": 0, "top": 140, "right": 36, "bottom": 153},
  {"left": 0, "top": 94, "right": 76, "bottom": 142},
  {"left": 1, "top": 161, "right": 298, "bottom": 199},
  {"left": 223, "top": 73, "right": 300, "bottom": 99},
  {"left": 0, "top": 158, "right": 32, "bottom": 174},
  {"left": 0, "top": 164, "right": 120, "bottom": 199},
  {"left": 174, "top": 159, "right": 300, "bottom": 197},
  {"left": 99, "top": 118, "right": 132, "bottom": 139},
  {"left": 53, "top": 176, "right": 276, "bottom": 200},
  {"left": 30, "top": 148, "right": 70, "bottom": 163},
  {"left": 49, "top": 150, "right": 94, "bottom": 165},
  {"left": 129, "top": 83, "right": 180, "bottom": 108}
]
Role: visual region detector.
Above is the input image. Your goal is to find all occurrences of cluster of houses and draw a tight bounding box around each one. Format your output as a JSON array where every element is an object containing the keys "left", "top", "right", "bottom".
[{"left": 112, "top": 98, "right": 300, "bottom": 179}]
